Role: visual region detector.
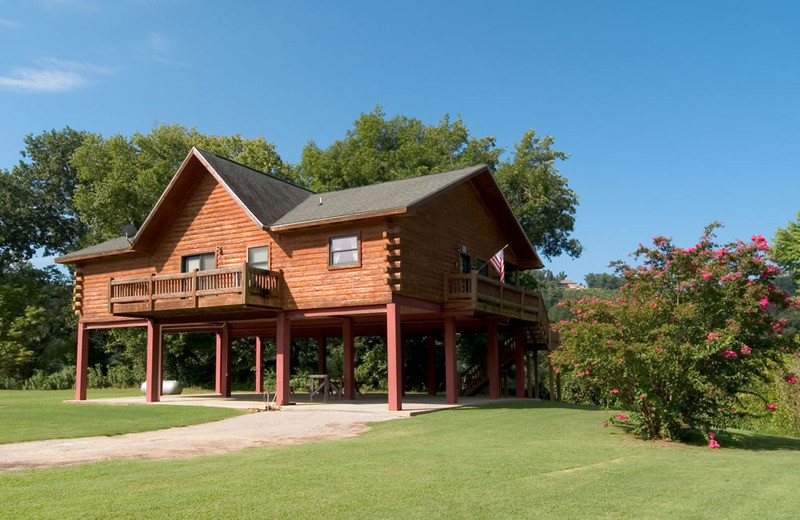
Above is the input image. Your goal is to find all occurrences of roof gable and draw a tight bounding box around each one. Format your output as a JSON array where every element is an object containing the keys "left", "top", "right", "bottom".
[{"left": 132, "top": 147, "right": 311, "bottom": 251}]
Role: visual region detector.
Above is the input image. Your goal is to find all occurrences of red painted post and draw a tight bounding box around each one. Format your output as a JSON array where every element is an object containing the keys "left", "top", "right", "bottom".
[
  {"left": 343, "top": 318, "right": 355, "bottom": 400},
  {"left": 224, "top": 325, "right": 232, "bottom": 397},
  {"left": 514, "top": 331, "right": 525, "bottom": 398},
  {"left": 427, "top": 332, "right": 437, "bottom": 396},
  {"left": 444, "top": 316, "right": 458, "bottom": 404},
  {"left": 75, "top": 323, "right": 89, "bottom": 401},
  {"left": 215, "top": 325, "right": 231, "bottom": 397},
  {"left": 276, "top": 312, "right": 291, "bottom": 406},
  {"left": 255, "top": 336, "right": 264, "bottom": 393},
  {"left": 487, "top": 321, "right": 500, "bottom": 399},
  {"left": 386, "top": 303, "right": 403, "bottom": 411},
  {"left": 146, "top": 320, "right": 161, "bottom": 403}
]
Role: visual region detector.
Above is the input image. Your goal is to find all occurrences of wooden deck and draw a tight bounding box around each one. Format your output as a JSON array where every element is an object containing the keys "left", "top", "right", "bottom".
[
  {"left": 109, "top": 263, "right": 282, "bottom": 316},
  {"left": 444, "top": 273, "right": 546, "bottom": 321}
]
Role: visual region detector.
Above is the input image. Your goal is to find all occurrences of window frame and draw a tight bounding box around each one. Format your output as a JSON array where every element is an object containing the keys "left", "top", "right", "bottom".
[
  {"left": 247, "top": 245, "right": 270, "bottom": 271},
  {"left": 328, "top": 233, "right": 361, "bottom": 269},
  {"left": 181, "top": 251, "right": 216, "bottom": 273}
]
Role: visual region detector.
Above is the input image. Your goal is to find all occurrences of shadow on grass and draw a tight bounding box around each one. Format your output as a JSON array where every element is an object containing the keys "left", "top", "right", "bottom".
[{"left": 458, "top": 400, "right": 602, "bottom": 412}]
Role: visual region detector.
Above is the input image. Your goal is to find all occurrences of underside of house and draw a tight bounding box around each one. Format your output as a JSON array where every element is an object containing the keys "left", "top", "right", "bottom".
[{"left": 57, "top": 148, "right": 559, "bottom": 411}]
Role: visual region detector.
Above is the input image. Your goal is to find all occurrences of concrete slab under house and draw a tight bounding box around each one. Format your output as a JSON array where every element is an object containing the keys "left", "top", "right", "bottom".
[{"left": 56, "top": 148, "right": 559, "bottom": 411}]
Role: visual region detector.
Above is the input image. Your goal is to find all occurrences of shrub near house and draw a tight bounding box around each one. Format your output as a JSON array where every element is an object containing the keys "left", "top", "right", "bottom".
[{"left": 553, "top": 224, "right": 797, "bottom": 441}]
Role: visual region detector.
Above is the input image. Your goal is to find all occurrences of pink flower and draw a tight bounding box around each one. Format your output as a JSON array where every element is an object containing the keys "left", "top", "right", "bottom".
[
  {"left": 709, "top": 438, "right": 720, "bottom": 449},
  {"left": 721, "top": 349, "right": 738, "bottom": 359},
  {"left": 706, "top": 332, "right": 722, "bottom": 342},
  {"left": 615, "top": 413, "right": 629, "bottom": 421},
  {"left": 640, "top": 394, "right": 646, "bottom": 399},
  {"left": 784, "top": 374, "right": 798, "bottom": 384},
  {"left": 610, "top": 388, "right": 620, "bottom": 394},
  {"left": 702, "top": 272, "right": 714, "bottom": 280},
  {"left": 760, "top": 297, "right": 770, "bottom": 310},
  {"left": 766, "top": 403, "right": 777, "bottom": 410},
  {"left": 740, "top": 345, "right": 751, "bottom": 355},
  {"left": 602, "top": 422, "right": 608, "bottom": 428}
]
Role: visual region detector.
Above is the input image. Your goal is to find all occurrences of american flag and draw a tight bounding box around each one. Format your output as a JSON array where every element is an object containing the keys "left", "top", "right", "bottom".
[{"left": 489, "top": 246, "right": 506, "bottom": 283}]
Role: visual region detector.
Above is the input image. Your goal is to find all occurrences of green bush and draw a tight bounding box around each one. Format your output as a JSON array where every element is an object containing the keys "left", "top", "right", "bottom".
[{"left": 22, "top": 365, "right": 76, "bottom": 390}]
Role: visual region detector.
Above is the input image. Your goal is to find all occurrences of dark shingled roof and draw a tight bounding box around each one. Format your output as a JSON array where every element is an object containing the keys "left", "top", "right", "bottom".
[
  {"left": 195, "top": 149, "right": 313, "bottom": 227},
  {"left": 55, "top": 236, "right": 132, "bottom": 263},
  {"left": 271, "top": 165, "right": 486, "bottom": 228}
]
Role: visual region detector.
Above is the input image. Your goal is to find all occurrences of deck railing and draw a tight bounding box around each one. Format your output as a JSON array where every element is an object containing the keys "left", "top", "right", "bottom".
[
  {"left": 109, "top": 264, "right": 281, "bottom": 312},
  {"left": 444, "top": 273, "right": 542, "bottom": 319}
]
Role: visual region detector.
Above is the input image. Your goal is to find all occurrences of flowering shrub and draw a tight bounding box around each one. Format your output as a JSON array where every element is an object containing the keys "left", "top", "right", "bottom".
[{"left": 552, "top": 224, "right": 796, "bottom": 440}]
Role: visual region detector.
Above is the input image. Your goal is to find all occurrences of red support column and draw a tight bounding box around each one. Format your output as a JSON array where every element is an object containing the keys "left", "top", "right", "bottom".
[
  {"left": 75, "top": 323, "right": 89, "bottom": 401},
  {"left": 255, "top": 336, "right": 264, "bottom": 393},
  {"left": 146, "top": 320, "right": 161, "bottom": 403},
  {"left": 427, "top": 332, "right": 437, "bottom": 396},
  {"left": 444, "top": 316, "right": 458, "bottom": 404},
  {"left": 215, "top": 324, "right": 231, "bottom": 397},
  {"left": 276, "top": 312, "right": 291, "bottom": 406},
  {"left": 317, "top": 334, "right": 327, "bottom": 374},
  {"left": 487, "top": 321, "right": 500, "bottom": 399},
  {"left": 514, "top": 331, "right": 525, "bottom": 398},
  {"left": 386, "top": 303, "right": 403, "bottom": 411},
  {"left": 343, "top": 318, "right": 355, "bottom": 400}
]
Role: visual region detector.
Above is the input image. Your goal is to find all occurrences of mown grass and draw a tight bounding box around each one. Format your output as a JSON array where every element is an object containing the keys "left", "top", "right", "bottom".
[
  {"left": 0, "top": 389, "right": 241, "bottom": 443},
  {"left": 3, "top": 400, "right": 800, "bottom": 519}
]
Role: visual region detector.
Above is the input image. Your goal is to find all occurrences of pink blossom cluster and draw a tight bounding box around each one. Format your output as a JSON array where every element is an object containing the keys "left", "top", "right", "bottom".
[
  {"left": 720, "top": 349, "right": 738, "bottom": 359},
  {"left": 784, "top": 374, "right": 798, "bottom": 384},
  {"left": 708, "top": 432, "right": 720, "bottom": 449}
]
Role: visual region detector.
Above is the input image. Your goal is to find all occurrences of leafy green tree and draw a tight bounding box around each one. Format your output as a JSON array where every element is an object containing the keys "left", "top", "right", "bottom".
[
  {"left": 301, "top": 107, "right": 581, "bottom": 258},
  {"left": 0, "top": 127, "right": 90, "bottom": 271},
  {"left": 774, "top": 211, "right": 800, "bottom": 283},
  {"left": 300, "top": 107, "right": 500, "bottom": 191},
  {"left": 553, "top": 225, "right": 796, "bottom": 441},
  {"left": 495, "top": 130, "right": 581, "bottom": 258},
  {"left": 72, "top": 123, "right": 293, "bottom": 243},
  {"left": 0, "top": 264, "right": 73, "bottom": 382},
  {"left": 584, "top": 272, "right": 625, "bottom": 290}
]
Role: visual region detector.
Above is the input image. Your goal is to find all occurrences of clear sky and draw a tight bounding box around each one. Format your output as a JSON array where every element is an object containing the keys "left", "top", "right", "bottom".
[{"left": 1, "top": 1, "right": 798, "bottom": 280}]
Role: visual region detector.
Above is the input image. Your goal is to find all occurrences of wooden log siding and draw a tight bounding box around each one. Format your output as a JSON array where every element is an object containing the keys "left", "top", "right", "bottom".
[{"left": 399, "top": 181, "right": 520, "bottom": 304}]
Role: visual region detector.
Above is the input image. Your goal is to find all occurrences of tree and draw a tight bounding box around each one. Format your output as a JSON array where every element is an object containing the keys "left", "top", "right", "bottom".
[
  {"left": 71, "top": 123, "right": 294, "bottom": 243},
  {"left": 773, "top": 211, "right": 800, "bottom": 283},
  {"left": 584, "top": 272, "right": 625, "bottom": 290},
  {"left": 552, "top": 224, "right": 796, "bottom": 441},
  {"left": 0, "top": 264, "right": 73, "bottom": 382},
  {"left": 0, "top": 127, "right": 90, "bottom": 271},
  {"left": 495, "top": 130, "right": 581, "bottom": 258},
  {"left": 300, "top": 107, "right": 581, "bottom": 258}
]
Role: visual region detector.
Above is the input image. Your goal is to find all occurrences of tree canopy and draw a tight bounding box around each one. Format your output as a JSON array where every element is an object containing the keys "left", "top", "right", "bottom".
[
  {"left": 301, "top": 107, "right": 582, "bottom": 259},
  {"left": 773, "top": 211, "right": 800, "bottom": 284}
]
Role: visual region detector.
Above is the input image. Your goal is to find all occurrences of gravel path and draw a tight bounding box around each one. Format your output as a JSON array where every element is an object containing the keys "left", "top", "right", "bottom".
[{"left": 0, "top": 409, "right": 402, "bottom": 472}]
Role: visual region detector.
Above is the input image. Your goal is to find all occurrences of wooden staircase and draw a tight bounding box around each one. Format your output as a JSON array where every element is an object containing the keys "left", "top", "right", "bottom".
[{"left": 459, "top": 320, "right": 556, "bottom": 396}]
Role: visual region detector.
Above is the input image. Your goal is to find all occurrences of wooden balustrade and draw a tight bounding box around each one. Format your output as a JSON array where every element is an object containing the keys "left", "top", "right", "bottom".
[
  {"left": 108, "top": 264, "right": 282, "bottom": 315},
  {"left": 444, "top": 273, "right": 542, "bottom": 321}
]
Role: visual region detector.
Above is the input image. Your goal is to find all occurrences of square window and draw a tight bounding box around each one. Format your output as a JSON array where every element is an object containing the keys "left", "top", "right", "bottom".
[
  {"left": 248, "top": 246, "right": 269, "bottom": 270},
  {"left": 182, "top": 253, "right": 215, "bottom": 272},
  {"left": 330, "top": 235, "right": 359, "bottom": 267}
]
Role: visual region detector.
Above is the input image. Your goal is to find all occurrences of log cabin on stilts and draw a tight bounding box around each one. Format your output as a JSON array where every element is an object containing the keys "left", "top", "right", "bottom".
[{"left": 56, "top": 148, "right": 559, "bottom": 411}]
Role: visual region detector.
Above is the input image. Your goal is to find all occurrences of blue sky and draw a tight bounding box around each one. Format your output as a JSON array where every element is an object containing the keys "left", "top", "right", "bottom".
[{"left": 1, "top": 1, "right": 798, "bottom": 281}]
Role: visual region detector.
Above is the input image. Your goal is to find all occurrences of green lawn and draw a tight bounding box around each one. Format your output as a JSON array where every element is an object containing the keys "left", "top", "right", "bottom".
[
  {"left": 0, "top": 389, "right": 242, "bottom": 443},
  {"left": 2, "top": 400, "right": 800, "bottom": 519}
]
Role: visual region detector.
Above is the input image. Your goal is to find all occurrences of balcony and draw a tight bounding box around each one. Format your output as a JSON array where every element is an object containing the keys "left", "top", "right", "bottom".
[
  {"left": 109, "top": 264, "right": 282, "bottom": 317},
  {"left": 444, "top": 273, "right": 546, "bottom": 322}
]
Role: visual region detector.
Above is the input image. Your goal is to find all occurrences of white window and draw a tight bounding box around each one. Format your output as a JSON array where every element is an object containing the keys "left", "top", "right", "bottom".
[
  {"left": 182, "top": 253, "right": 215, "bottom": 272},
  {"left": 248, "top": 246, "right": 270, "bottom": 270},
  {"left": 329, "top": 235, "right": 359, "bottom": 267}
]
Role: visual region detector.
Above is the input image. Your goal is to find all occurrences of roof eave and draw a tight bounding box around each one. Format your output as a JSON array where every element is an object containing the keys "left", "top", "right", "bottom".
[
  {"left": 269, "top": 207, "right": 408, "bottom": 232},
  {"left": 55, "top": 248, "right": 138, "bottom": 265}
]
